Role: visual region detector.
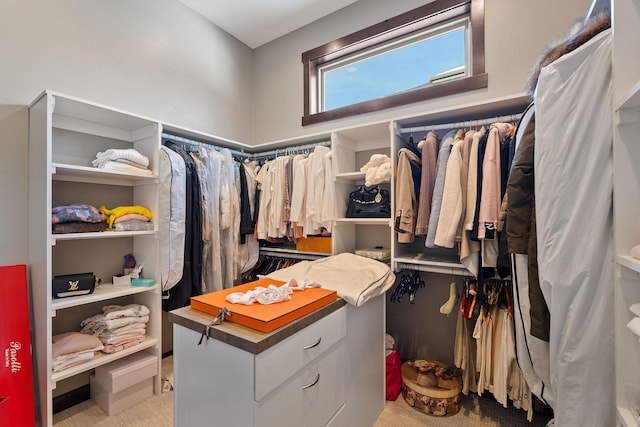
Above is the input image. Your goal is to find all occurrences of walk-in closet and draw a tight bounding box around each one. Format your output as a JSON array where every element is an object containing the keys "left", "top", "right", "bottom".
[{"left": 0, "top": 0, "right": 635, "bottom": 426}]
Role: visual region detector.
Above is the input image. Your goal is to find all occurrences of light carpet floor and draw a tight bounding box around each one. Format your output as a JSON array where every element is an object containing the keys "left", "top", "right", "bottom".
[{"left": 53, "top": 356, "right": 552, "bottom": 426}]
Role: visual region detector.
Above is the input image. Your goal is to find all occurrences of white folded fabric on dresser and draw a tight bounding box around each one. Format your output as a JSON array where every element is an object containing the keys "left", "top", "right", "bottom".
[{"left": 267, "top": 252, "right": 395, "bottom": 306}]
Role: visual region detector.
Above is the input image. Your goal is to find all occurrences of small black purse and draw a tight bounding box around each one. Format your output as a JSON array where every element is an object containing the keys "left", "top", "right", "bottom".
[
  {"left": 52, "top": 272, "right": 97, "bottom": 298},
  {"left": 346, "top": 185, "right": 391, "bottom": 218}
]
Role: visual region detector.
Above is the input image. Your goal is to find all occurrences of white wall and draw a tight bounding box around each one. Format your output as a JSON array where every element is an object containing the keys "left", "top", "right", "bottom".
[
  {"left": 0, "top": 0, "right": 253, "bottom": 267},
  {"left": 251, "top": 0, "right": 594, "bottom": 144},
  {"left": 0, "top": 106, "right": 28, "bottom": 267},
  {"left": 0, "top": 0, "right": 253, "bottom": 142}
]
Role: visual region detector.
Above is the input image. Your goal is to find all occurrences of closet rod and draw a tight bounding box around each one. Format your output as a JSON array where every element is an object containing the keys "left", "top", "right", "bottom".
[
  {"left": 250, "top": 140, "right": 331, "bottom": 161},
  {"left": 400, "top": 113, "right": 522, "bottom": 135},
  {"left": 395, "top": 262, "right": 474, "bottom": 277},
  {"left": 161, "top": 132, "right": 248, "bottom": 159},
  {"left": 259, "top": 248, "right": 327, "bottom": 261}
]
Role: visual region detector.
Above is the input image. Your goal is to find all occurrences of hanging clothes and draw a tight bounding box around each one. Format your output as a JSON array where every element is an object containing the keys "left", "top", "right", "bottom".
[
  {"left": 163, "top": 141, "right": 203, "bottom": 311},
  {"left": 253, "top": 146, "right": 334, "bottom": 241},
  {"left": 476, "top": 122, "right": 514, "bottom": 270},
  {"left": 158, "top": 145, "right": 186, "bottom": 295},
  {"left": 425, "top": 129, "right": 459, "bottom": 248},
  {"left": 433, "top": 132, "right": 466, "bottom": 248},
  {"left": 239, "top": 161, "right": 255, "bottom": 241},
  {"left": 237, "top": 161, "right": 260, "bottom": 275},
  {"left": 305, "top": 145, "right": 335, "bottom": 235},
  {"left": 506, "top": 104, "right": 553, "bottom": 410},
  {"left": 219, "top": 148, "right": 237, "bottom": 287},
  {"left": 395, "top": 148, "right": 421, "bottom": 243},
  {"left": 460, "top": 128, "right": 485, "bottom": 277},
  {"left": 189, "top": 151, "right": 212, "bottom": 293},
  {"left": 289, "top": 154, "right": 308, "bottom": 238},
  {"left": 256, "top": 159, "right": 273, "bottom": 240},
  {"left": 198, "top": 148, "right": 224, "bottom": 291},
  {"left": 534, "top": 26, "right": 614, "bottom": 427},
  {"left": 453, "top": 304, "right": 477, "bottom": 395},
  {"left": 477, "top": 123, "right": 514, "bottom": 241},
  {"left": 414, "top": 132, "right": 439, "bottom": 236}
]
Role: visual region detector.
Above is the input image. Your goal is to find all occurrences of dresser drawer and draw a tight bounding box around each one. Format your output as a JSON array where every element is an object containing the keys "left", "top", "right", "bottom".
[
  {"left": 255, "top": 305, "right": 346, "bottom": 400},
  {"left": 255, "top": 340, "right": 346, "bottom": 427}
]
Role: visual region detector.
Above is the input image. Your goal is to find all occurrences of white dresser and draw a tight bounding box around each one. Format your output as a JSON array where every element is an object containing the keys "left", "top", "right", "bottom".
[{"left": 169, "top": 296, "right": 384, "bottom": 427}]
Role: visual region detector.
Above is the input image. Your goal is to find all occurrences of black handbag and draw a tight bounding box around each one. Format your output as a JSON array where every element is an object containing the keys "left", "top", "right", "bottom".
[
  {"left": 346, "top": 185, "right": 391, "bottom": 218},
  {"left": 52, "top": 272, "right": 96, "bottom": 298}
]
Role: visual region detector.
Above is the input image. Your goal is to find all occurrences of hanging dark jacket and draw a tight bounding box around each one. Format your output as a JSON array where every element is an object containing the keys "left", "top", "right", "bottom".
[{"left": 505, "top": 109, "right": 550, "bottom": 341}]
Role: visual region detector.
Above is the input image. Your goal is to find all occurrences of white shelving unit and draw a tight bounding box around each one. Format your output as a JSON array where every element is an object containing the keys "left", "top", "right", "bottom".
[
  {"left": 28, "top": 91, "right": 162, "bottom": 427},
  {"left": 613, "top": 1, "right": 640, "bottom": 424},
  {"left": 259, "top": 95, "right": 530, "bottom": 277},
  {"left": 390, "top": 95, "right": 529, "bottom": 275},
  {"left": 331, "top": 122, "right": 394, "bottom": 256}
]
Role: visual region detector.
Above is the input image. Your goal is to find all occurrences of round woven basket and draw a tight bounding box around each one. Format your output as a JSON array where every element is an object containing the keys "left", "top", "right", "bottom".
[{"left": 400, "top": 360, "right": 462, "bottom": 417}]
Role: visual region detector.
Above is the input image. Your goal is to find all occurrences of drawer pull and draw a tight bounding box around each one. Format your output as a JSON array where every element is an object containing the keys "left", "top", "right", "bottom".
[
  {"left": 302, "top": 373, "right": 320, "bottom": 390},
  {"left": 303, "top": 337, "right": 322, "bottom": 350}
]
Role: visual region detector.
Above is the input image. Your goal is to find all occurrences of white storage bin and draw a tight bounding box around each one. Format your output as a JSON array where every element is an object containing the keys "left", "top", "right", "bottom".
[
  {"left": 90, "top": 375, "right": 153, "bottom": 415},
  {"left": 94, "top": 352, "right": 158, "bottom": 394}
]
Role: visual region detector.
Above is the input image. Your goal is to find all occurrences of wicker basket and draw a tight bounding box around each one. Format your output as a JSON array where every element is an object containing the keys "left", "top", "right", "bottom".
[{"left": 400, "top": 360, "right": 462, "bottom": 417}]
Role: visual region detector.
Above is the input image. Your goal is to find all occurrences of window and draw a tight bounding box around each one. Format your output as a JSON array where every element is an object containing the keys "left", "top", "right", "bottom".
[{"left": 302, "top": 0, "right": 487, "bottom": 126}]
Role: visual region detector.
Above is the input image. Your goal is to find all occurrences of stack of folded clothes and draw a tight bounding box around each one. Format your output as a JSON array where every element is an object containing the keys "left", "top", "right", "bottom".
[
  {"left": 51, "top": 203, "right": 108, "bottom": 234},
  {"left": 99, "top": 205, "right": 154, "bottom": 231},
  {"left": 92, "top": 148, "right": 152, "bottom": 176},
  {"left": 51, "top": 332, "right": 103, "bottom": 372},
  {"left": 80, "top": 304, "right": 150, "bottom": 354}
]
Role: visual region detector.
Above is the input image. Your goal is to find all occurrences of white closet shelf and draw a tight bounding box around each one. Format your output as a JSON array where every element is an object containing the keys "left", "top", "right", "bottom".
[
  {"left": 616, "top": 79, "right": 640, "bottom": 112},
  {"left": 335, "top": 218, "right": 391, "bottom": 225},
  {"left": 617, "top": 255, "right": 640, "bottom": 274},
  {"left": 394, "top": 254, "right": 472, "bottom": 276},
  {"left": 617, "top": 406, "right": 640, "bottom": 427},
  {"left": 616, "top": 80, "right": 640, "bottom": 126},
  {"left": 52, "top": 229, "right": 156, "bottom": 243},
  {"left": 51, "top": 337, "right": 159, "bottom": 385},
  {"left": 52, "top": 163, "right": 157, "bottom": 186},
  {"left": 335, "top": 172, "right": 366, "bottom": 182},
  {"left": 51, "top": 283, "right": 158, "bottom": 312},
  {"left": 259, "top": 247, "right": 329, "bottom": 259}
]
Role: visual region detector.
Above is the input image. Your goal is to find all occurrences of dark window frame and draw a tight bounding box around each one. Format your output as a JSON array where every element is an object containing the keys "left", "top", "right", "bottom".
[{"left": 301, "top": 0, "right": 487, "bottom": 126}]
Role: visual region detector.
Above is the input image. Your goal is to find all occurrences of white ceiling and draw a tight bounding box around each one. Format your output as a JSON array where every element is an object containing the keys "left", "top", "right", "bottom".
[{"left": 177, "top": 0, "right": 359, "bottom": 49}]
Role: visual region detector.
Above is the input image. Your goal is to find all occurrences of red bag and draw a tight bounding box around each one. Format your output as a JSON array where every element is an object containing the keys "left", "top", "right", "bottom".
[
  {"left": 385, "top": 349, "right": 402, "bottom": 400},
  {"left": 0, "top": 265, "right": 35, "bottom": 427}
]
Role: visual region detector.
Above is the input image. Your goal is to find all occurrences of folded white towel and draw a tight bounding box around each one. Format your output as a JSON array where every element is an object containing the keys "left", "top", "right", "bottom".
[
  {"left": 102, "top": 304, "right": 150, "bottom": 319},
  {"left": 81, "top": 314, "right": 149, "bottom": 335},
  {"left": 96, "top": 160, "right": 153, "bottom": 175},
  {"left": 630, "top": 303, "right": 640, "bottom": 317},
  {"left": 52, "top": 347, "right": 102, "bottom": 372},
  {"left": 92, "top": 148, "right": 149, "bottom": 168}
]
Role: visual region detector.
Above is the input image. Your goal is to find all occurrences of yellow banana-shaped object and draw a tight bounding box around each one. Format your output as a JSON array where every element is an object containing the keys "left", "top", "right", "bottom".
[{"left": 99, "top": 205, "right": 152, "bottom": 228}]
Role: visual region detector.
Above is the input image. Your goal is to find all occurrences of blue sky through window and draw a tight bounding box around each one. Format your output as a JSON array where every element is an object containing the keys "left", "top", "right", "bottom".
[{"left": 323, "top": 28, "right": 465, "bottom": 111}]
